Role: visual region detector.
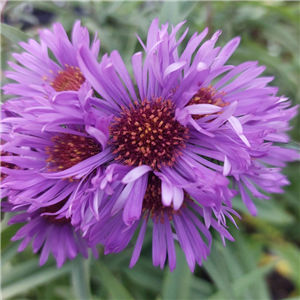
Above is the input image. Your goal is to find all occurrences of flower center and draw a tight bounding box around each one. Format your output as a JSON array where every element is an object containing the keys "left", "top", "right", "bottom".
[
  {"left": 187, "top": 85, "right": 228, "bottom": 119},
  {"left": 110, "top": 97, "right": 189, "bottom": 170},
  {"left": 142, "top": 173, "right": 188, "bottom": 223},
  {"left": 1, "top": 141, "right": 19, "bottom": 181},
  {"left": 45, "top": 133, "right": 100, "bottom": 173},
  {"left": 50, "top": 66, "right": 85, "bottom": 92},
  {"left": 41, "top": 199, "right": 69, "bottom": 225}
]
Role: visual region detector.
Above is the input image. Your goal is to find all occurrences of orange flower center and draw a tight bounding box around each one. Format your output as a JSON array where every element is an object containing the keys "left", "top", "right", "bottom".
[{"left": 51, "top": 66, "right": 85, "bottom": 92}]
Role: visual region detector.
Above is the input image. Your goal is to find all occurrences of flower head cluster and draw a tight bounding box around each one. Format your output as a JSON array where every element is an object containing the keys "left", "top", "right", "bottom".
[{"left": 1, "top": 19, "right": 298, "bottom": 270}]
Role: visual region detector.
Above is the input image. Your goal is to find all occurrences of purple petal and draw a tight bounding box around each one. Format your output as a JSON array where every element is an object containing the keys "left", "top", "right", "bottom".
[
  {"left": 122, "top": 165, "right": 152, "bottom": 184},
  {"left": 130, "top": 218, "right": 147, "bottom": 268}
]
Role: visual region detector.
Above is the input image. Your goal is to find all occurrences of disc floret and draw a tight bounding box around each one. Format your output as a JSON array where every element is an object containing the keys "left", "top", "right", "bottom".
[
  {"left": 110, "top": 97, "right": 189, "bottom": 170},
  {"left": 45, "top": 133, "right": 100, "bottom": 173},
  {"left": 50, "top": 66, "right": 85, "bottom": 92}
]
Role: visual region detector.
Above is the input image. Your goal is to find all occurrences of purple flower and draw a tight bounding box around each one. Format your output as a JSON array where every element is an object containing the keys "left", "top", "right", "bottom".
[
  {"left": 0, "top": 105, "right": 114, "bottom": 216},
  {"left": 77, "top": 19, "right": 298, "bottom": 270},
  {"left": 0, "top": 99, "right": 111, "bottom": 266},
  {"left": 0, "top": 20, "right": 115, "bottom": 266},
  {"left": 76, "top": 20, "right": 255, "bottom": 271},
  {"left": 1, "top": 75, "right": 117, "bottom": 220},
  {"left": 1, "top": 18, "right": 298, "bottom": 272},
  {"left": 2, "top": 201, "right": 97, "bottom": 267},
  {"left": 3, "top": 20, "right": 99, "bottom": 100}
]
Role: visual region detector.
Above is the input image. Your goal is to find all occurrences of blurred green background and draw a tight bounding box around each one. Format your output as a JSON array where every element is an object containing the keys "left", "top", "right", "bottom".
[{"left": 1, "top": 1, "right": 299, "bottom": 300}]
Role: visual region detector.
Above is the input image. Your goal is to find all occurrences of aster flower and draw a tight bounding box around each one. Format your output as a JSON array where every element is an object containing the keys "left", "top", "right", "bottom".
[
  {"left": 77, "top": 18, "right": 297, "bottom": 270},
  {"left": 0, "top": 20, "right": 117, "bottom": 266},
  {"left": 0, "top": 109, "right": 119, "bottom": 268},
  {"left": 1, "top": 201, "right": 97, "bottom": 267},
  {"left": 0, "top": 99, "right": 114, "bottom": 265},
  {"left": 1, "top": 72, "right": 117, "bottom": 219},
  {"left": 76, "top": 20, "right": 249, "bottom": 271},
  {"left": 2, "top": 20, "right": 99, "bottom": 101}
]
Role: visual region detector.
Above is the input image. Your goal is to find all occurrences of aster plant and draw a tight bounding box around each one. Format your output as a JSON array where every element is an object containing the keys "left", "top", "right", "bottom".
[{"left": 1, "top": 19, "right": 298, "bottom": 272}]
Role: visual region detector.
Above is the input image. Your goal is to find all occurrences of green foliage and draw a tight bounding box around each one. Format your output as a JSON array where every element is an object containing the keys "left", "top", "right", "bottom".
[
  {"left": 1, "top": 23, "right": 31, "bottom": 44},
  {"left": 1, "top": 1, "right": 299, "bottom": 299},
  {"left": 161, "top": 245, "right": 193, "bottom": 299}
]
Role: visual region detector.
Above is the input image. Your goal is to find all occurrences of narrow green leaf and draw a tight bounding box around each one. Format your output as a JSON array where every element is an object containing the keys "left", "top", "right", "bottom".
[
  {"left": 1, "top": 23, "right": 31, "bottom": 44},
  {"left": 103, "top": 247, "right": 133, "bottom": 270},
  {"left": 223, "top": 228, "right": 271, "bottom": 299},
  {"left": 2, "top": 262, "right": 72, "bottom": 299},
  {"left": 122, "top": 257, "right": 163, "bottom": 293},
  {"left": 232, "top": 196, "right": 294, "bottom": 225},
  {"left": 190, "top": 276, "right": 215, "bottom": 299},
  {"left": 274, "top": 141, "right": 300, "bottom": 152},
  {"left": 208, "top": 262, "right": 275, "bottom": 299},
  {"left": 233, "top": 262, "right": 275, "bottom": 298},
  {"left": 95, "top": 260, "right": 134, "bottom": 300},
  {"left": 1, "top": 241, "right": 21, "bottom": 265},
  {"left": 162, "top": 244, "right": 193, "bottom": 300},
  {"left": 1, "top": 259, "right": 39, "bottom": 286},
  {"left": 203, "top": 243, "right": 235, "bottom": 300},
  {"left": 1, "top": 222, "right": 23, "bottom": 251},
  {"left": 53, "top": 286, "right": 75, "bottom": 300},
  {"left": 71, "top": 255, "right": 91, "bottom": 300}
]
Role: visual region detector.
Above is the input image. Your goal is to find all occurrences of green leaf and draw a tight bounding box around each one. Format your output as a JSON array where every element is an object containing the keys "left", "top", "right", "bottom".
[
  {"left": 71, "top": 255, "right": 91, "bottom": 300},
  {"left": 159, "top": 1, "right": 196, "bottom": 25},
  {"left": 233, "top": 262, "right": 275, "bottom": 298},
  {"left": 208, "top": 262, "right": 275, "bottom": 299},
  {"left": 232, "top": 196, "right": 294, "bottom": 225},
  {"left": 1, "top": 262, "right": 72, "bottom": 299},
  {"left": 225, "top": 229, "right": 269, "bottom": 299},
  {"left": 162, "top": 244, "right": 193, "bottom": 300},
  {"left": 95, "top": 260, "right": 134, "bottom": 300},
  {"left": 123, "top": 257, "right": 163, "bottom": 293},
  {"left": 274, "top": 141, "right": 300, "bottom": 152},
  {"left": 1, "top": 241, "right": 21, "bottom": 266},
  {"left": 1, "top": 222, "right": 23, "bottom": 251},
  {"left": 189, "top": 276, "right": 215, "bottom": 299},
  {"left": 1, "top": 23, "right": 31, "bottom": 44},
  {"left": 203, "top": 243, "right": 235, "bottom": 300},
  {"left": 1, "top": 259, "right": 40, "bottom": 286}
]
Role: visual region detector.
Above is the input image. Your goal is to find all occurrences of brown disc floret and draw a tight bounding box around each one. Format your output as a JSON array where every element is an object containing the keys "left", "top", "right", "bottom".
[
  {"left": 45, "top": 133, "right": 100, "bottom": 173},
  {"left": 110, "top": 97, "right": 189, "bottom": 170},
  {"left": 50, "top": 66, "right": 85, "bottom": 92}
]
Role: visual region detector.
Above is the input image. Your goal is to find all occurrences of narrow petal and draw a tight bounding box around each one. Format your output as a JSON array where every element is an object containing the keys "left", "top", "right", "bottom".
[
  {"left": 130, "top": 218, "right": 147, "bottom": 268},
  {"left": 122, "top": 165, "right": 152, "bottom": 184}
]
